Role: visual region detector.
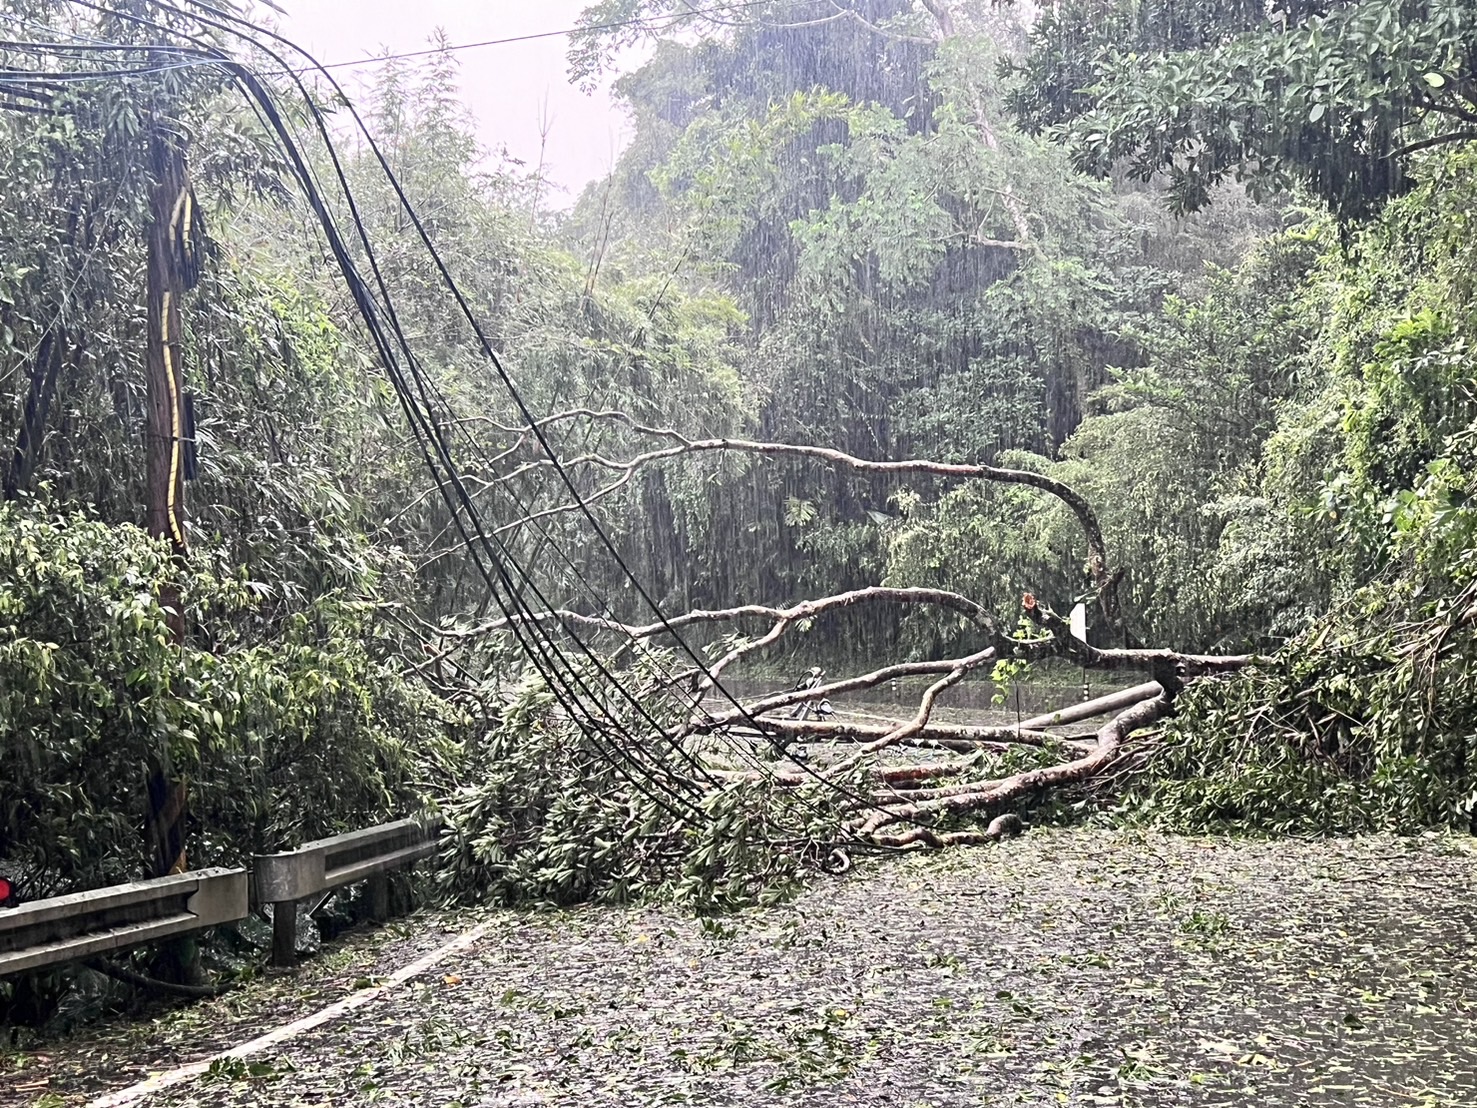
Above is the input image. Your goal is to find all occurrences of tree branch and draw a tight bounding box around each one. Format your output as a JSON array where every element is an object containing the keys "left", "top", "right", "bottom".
[
  {"left": 860, "top": 690, "right": 1171, "bottom": 843},
  {"left": 484, "top": 411, "right": 1120, "bottom": 624},
  {"left": 1022, "top": 595, "right": 1252, "bottom": 683},
  {"left": 918, "top": 0, "right": 956, "bottom": 39},
  {"left": 825, "top": 662, "right": 978, "bottom": 775},
  {"left": 464, "top": 584, "right": 998, "bottom": 642},
  {"left": 1388, "top": 129, "right": 1477, "bottom": 160},
  {"left": 688, "top": 646, "right": 999, "bottom": 734}
]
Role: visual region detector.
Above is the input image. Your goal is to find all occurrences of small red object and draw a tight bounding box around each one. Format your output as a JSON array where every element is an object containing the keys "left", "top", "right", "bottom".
[{"left": 0, "top": 877, "right": 12, "bottom": 905}]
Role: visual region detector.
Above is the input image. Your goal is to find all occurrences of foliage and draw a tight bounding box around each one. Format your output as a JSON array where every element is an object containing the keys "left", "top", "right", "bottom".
[
  {"left": 883, "top": 223, "right": 1322, "bottom": 651},
  {"left": 877, "top": 125, "right": 1477, "bottom": 832},
  {"left": 559, "top": 8, "right": 1267, "bottom": 662},
  {"left": 1132, "top": 581, "right": 1477, "bottom": 833},
  {"left": 1008, "top": 0, "right": 1477, "bottom": 219},
  {"left": 0, "top": 502, "right": 458, "bottom": 898},
  {"left": 1129, "top": 145, "right": 1477, "bottom": 826},
  {"left": 1239, "top": 147, "right": 1477, "bottom": 610},
  {"left": 438, "top": 654, "right": 843, "bottom": 912}
]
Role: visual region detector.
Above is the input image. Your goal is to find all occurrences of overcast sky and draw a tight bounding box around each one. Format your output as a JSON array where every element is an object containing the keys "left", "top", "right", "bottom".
[{"left": 278, "top": 1, "right": 638, "bottom": 205}]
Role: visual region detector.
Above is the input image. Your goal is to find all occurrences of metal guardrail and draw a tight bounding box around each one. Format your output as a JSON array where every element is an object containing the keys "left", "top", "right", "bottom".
[
  {"left": 0, "top": 815, "right": 443, "bottom": 977},
  {"left": 0, "top": 868, "right": 248, "bottom": 978},
  {"left": 252, "top": 815, "right": 443, "bottom": 966}
]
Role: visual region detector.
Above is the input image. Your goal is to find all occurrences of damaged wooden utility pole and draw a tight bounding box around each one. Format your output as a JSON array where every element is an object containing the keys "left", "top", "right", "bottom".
[
  {"left": 143, "top": 123, "right": 205, "bottom": 980},
  {"left": 146, "top": 125, "right": 196, "bottom": 588}
]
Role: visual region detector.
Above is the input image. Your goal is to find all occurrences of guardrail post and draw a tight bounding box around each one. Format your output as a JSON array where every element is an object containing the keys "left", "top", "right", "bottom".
[
  {"left": 271, "top": 900, "right": 298, "bottom": 968},
  {"left": 253, "top": 815, "right": 441, "bottom": 968},
  {"left": 368, "top": 876, "right": 390, "bottom": 922}
]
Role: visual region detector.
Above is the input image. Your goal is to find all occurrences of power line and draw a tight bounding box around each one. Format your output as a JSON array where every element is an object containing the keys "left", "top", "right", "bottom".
[
  {"left": 302, "top": 0, "right": 799, "bottom": 71},
  {"left": 1, "top": 2, "right": 914, "bottom": 844},
  {"left": 9, "top": 6, "right": 717, "bottom": 818},
  {"left": 151, "top": 0, "right": 739, "bottom": 805}
]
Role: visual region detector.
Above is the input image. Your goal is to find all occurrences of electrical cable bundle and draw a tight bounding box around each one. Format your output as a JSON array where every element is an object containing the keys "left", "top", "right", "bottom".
[{"left": 0, "top": 0, "right": 918, "bottom": 844}]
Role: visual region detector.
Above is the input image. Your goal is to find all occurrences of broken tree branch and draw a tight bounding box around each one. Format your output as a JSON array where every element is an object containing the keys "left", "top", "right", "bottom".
[
  {"left": 483, "top": 411, "right": 1120, "bottom": 624},
  {"left": 1014, "top": 681, "right": 1162, "bottom": 731},
  {"left": 861, "top": 690, "right": 1172, "bottom": 844},
  {"left": 460, "top": 585, "right": 997, "bottom": 643},
  {"left": 825, "top": 661, "right": 979, "bottom": 776},
  {"left": 688, "top": 647, "right": 999, "bottom": 735}
]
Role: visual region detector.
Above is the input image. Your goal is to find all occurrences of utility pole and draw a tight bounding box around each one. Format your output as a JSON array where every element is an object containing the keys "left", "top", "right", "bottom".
[
  {"left": 146, "top": 125, "right": 192, "bottom": 591},
  {"left": 143, "top": 123, "right": 202, "bottom": 978}
]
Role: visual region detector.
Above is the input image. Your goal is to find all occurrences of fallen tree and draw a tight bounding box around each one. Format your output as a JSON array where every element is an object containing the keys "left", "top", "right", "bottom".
[{"left": 431, "top": 415, "right": 1257, "bottom": 860}]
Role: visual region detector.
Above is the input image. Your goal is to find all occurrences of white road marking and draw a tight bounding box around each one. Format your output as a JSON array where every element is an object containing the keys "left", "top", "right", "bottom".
[{"left": 87, "top": 920, "right": 493, "bottom": 1108}]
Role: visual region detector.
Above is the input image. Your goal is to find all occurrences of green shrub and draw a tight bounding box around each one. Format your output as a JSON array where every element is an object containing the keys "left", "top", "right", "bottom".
[{"left": 0, "top": 503, "right": 459, "bottom": 898}]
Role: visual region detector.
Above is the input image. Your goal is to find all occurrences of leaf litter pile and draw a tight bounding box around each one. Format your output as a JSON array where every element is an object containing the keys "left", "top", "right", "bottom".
[{"left": 9, "top": 831, "right": 1477, "bottom": 1107}]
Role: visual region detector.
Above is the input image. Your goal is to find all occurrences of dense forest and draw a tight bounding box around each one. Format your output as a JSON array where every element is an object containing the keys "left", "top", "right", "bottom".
[{"left": 7, "top": 0, "right": 1477, "bottom": 1018}]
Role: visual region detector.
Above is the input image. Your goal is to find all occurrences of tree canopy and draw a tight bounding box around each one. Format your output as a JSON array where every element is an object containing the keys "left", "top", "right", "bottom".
[{"left": 1009, "top": 0, "right": 1477, "bottom": 218}]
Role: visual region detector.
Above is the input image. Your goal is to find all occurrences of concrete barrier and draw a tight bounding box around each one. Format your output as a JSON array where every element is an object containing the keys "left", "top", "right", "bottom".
[{"left": 0, "top": 868, "right": 248, "bottom": 977}]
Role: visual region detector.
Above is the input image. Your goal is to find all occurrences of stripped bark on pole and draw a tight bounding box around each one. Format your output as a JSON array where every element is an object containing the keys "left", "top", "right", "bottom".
[{"left": 144, "top": 125, "right": 196, "bottom": 893}]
